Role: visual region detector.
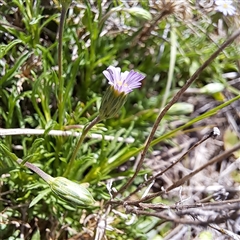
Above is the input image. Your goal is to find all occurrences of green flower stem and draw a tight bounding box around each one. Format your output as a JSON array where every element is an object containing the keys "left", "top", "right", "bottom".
[
  {"left": 58, "top": 3, "right": 70, "bottom": 128},
  {"left": 17, "top": 159, "right": 53, "bottom": 183},
  {"left": 64, "top": 116, "right": 101, "bottom": 176},
  {"left": 99, "top": 6, "right": 122, "bottom": 28}
]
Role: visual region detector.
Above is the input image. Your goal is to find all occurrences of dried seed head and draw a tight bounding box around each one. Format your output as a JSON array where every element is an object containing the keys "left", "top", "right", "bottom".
[{"left": 154, "top": 0, "right": 193, "bottom": 20}]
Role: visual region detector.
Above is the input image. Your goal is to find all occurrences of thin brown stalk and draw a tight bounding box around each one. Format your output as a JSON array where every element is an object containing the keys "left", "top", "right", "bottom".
[
  {"left": 125, "top": 205, "right": 230, "bottom": 226},
  {"left": 138, "top": 199, "right": 240, "bottom": 211}
]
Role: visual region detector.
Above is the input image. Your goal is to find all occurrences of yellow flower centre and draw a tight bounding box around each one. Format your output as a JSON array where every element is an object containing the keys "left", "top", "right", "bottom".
[
  {"left": 117, "top": 80, "right": 128, "bottom": 88},
  {"left": 223, "top": 3, "right": 228, "bottom": 9}
]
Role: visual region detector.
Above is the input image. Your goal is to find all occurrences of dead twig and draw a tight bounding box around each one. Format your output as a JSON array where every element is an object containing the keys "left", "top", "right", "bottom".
[
  {"left": 118, "top": 142, "right": 240, "bottom": 205},
  {"left": 122, "top": 128, "right": 216, "bottom": 202}
]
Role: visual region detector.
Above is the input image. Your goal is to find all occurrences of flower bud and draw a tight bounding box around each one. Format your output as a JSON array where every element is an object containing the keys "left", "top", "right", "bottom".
[
  {"left": 126, "top": 7, "right": 152, "bottom": 20},
  {"left": 99, "top": 86, "right": 127, "bottom": 120},
  {"left": 200, "top": 83, "right": 224, "bottom": 95},
  {"left": 168, "top": 102, "right": 194, "bottom": 115},
  {"left": 48, "top": 177, "right": 95, "bottom": 207}
]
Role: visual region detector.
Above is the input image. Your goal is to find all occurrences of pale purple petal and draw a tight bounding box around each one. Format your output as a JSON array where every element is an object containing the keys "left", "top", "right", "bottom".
[
  {"left": 103, "top": 66, "right": 121, "bottom": 85},
  {"left": 120, "top": 71, "right": 129, "bottom": 81},
  {"left": 103, "top": 66, "right": 145, "bottom": 94},
  {"left": 123, "top": 71, "right": 145, "bottom": 92}
]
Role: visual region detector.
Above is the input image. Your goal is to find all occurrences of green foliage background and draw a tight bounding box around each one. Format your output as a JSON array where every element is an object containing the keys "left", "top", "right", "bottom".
[{"left": 0, "top": 0, "right": 240, "bottom": 239}]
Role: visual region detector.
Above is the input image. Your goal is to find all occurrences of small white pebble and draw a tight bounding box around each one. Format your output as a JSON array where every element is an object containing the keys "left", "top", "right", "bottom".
[{"left": 212, "top": 127, "right": 220, "bottom": 138}]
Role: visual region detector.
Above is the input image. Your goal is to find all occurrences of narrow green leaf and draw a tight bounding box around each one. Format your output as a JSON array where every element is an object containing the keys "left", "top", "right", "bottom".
[
  {"left": 0, "top": 39, "right": 22, "bottom": 58},
  {"left": 29, "top": 188, "right": 51, "bottom": 208},
  {"left": 0, "top": 143, "right": 18, "bottom": 162},
  {"left": 31, "top": 229, "right": 41, "bottom": 240},
  {"left": 0, "top": 52, "right": 32, "bottom": 86}
]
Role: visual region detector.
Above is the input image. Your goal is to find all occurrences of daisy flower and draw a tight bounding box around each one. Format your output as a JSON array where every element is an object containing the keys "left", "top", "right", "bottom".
[
  {"left": 99, "top": 66, "right": 145, "bottom": 119},
  {"left": 103, "top": 66, "right": 145, "bottom": 94},
  {"left": 215, "top": 0, "right": 236, "bottom": 16}
]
